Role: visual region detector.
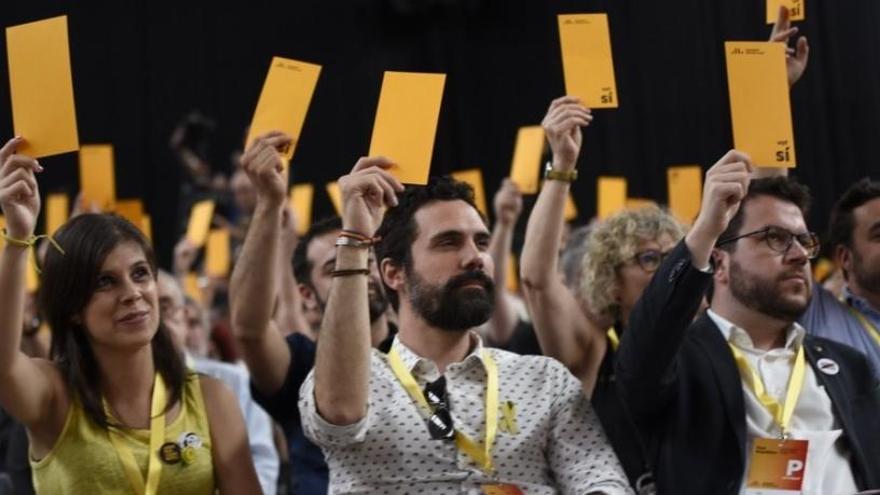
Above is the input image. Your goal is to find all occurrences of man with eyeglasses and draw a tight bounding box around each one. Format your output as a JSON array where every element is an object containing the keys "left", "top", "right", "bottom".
[
  {"left": 294, "top": 153, "right": 631, "bottom": 493},
  {"left": 615, "top": 151, "right": 880, "bottom": 493}
]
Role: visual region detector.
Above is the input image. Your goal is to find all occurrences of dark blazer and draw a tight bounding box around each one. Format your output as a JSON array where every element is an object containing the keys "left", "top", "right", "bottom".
[{"left": 614, "top": 240, "right": 880, "bottom": 494}]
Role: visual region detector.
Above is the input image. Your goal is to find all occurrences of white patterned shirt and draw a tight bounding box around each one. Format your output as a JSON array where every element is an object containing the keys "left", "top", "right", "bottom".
[{"left": 299, "top": 334, "right": 632, "bottom": 494}]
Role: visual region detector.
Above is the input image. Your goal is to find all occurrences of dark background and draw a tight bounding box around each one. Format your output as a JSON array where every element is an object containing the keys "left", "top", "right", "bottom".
[{"left": 1, "top": 0, "right": 878, "bottom": 267}]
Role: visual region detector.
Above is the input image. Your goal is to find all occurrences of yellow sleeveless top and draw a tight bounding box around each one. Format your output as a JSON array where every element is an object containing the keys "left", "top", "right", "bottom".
[{"left": 31, "top": 372, "right": 216, "bottom": 494}]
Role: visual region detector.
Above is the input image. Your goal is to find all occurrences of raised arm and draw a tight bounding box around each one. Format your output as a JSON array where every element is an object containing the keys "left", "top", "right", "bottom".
[
  {"left": 0, "top": 137, "right": 60, "bottom": 427},
  {"left": 482, "top": 179, "right": 523, "bottom": 346},
  {"left": 229, "top": 132, "right": 294, "bottom": 396},
  {"left": 272, "top": 205, "right": 312, "bottom": 337},
  {"left": 520, "top": 97, "right": 606, "bottom": 391},
  {"left": 616, "top": 151, "right": 751, "bottom": 415},
  {"left": 313, "top": 157, "right": 403, "bottom": 425}
]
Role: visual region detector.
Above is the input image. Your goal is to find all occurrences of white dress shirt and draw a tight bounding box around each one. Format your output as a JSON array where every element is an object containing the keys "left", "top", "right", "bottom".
[
  {"left": 707, "top": 310, "right": 858, "bottom": 495},
  {"left": 299, "top": 334, "right": 632, "bottom": 494}
]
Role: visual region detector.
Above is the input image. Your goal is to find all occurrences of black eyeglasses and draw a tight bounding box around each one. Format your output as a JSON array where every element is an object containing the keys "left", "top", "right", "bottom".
[
  {"left": 716, "top": 226, "right": 820, "bottom": 259},
  {"left": 423, "top": 376, "right": 455, "bottom": 441},
  {"left": 629, "top": 249, "right": 670, "bottom": 273}
]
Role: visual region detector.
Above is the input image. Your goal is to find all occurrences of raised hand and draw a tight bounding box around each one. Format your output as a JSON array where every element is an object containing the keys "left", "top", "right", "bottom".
[
  {"left": 337, "top": 157, "right": 404, "bottom": 237},
  {"left": 0, "top": 137, "right": 43, "bottom": 240},
  {"left": 694, "top": 150, "right": 753, "bottom": 242},
  {"left": 493, "top": 179, "right": 523, "bottom": 226},
  {"left": 240, "top": 131, "right": 293, "bottom": 206},
  {"left": 542, "top": 96, "right": 593, "bottom": 171},
  {"left": 769, "top": 5, "right": 810, "bottom": 87}
]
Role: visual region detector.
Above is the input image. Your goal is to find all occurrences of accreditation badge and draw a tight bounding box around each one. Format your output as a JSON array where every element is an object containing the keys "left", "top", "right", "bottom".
[
  {"left": 745, "top": 437, "right": 808, "bottom": 494},
  {"left": 481, "top": 484, "right": 525, "bottom": 495}
]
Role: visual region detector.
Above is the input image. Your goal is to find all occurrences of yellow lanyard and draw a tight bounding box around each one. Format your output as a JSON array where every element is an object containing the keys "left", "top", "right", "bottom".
[
  {"left": 387, "top": 346, "right": 498, "bottom": 473},
  {"left": 846, "top": 306, "right": 880, "bottom": 348},
  {"left": 106, "top": 373, "right": 167, "bottom": 495},
  {"left": 607, "top": 327, "right": 620, "bottom": 351},
  {"left": 728, "top": 343, "right": 806, "bottom": 437}
]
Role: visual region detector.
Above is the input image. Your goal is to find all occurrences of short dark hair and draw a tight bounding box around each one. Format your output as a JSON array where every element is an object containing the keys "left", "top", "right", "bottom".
[
  {"left": 827, "top": 178, "right": 880, "bottom": 251},
  {"left": 717, "top": 177, "right": 812, "bottom": 251},
  {"left": 292, "top": 216, "right": 343, "bottom": 286},
  {"left": 374, "top": 176, "right": 485, "bottom": 309},
  {"left": 39, "top": 214, "right": 185, "bottom": 429}
]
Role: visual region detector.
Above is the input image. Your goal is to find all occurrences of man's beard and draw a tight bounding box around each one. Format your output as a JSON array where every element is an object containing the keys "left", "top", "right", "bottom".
[
  {"left": 729, "top": 258, "right": 811, "bottom": 322},
  {"left": 313, "top": 279, "right": 389, "bottom": 324},
  {"left": 852, "top": 249, "right": 880, "bottom": 296},
  {"left": 407, "top": 268, "right": 495, "bottom": 332}
]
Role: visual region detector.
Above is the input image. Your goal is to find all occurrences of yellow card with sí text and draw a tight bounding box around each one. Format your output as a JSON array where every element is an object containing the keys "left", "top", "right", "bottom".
[
  {"left": 509, "top": 126, "right": 545, "bottom": 194},
  {"left": 46, "top": 193, "right": 69, "bottom": 236},
  {"left": 369, "top": 71, "right": 446, "bottom": 185},
  {"left": 185, "top": 200, "right": 215, "bottom": 248},
  {"left": 115, "top": 199, "right": 144, "bottom": 227},
  {"left": 245, "top": 57, "right": 321, "bottom": 163},
  {"left": 598, "top": 177, "right": 627, "bottom": 220},
  {"left": 205, "top": 229, "right": 231, "bottom": 277},
  {"left": 558, "top": 13, "right": 619, "bottom": 108},
  {"left": 725, "top": 42, "right": 796, "bottom": 168},
  {"left": 451, "top": 169, "right": 488, "bottom": 216},
  {"left": 564, "top": 193, "right": 579, "bottom": 221},
  {"left": 326, "top": 182, "right": 342, "bottom": 215},
  {"left": 667, "top": 165, "right": 703, "bottom": 225},
  {"left": 79, "top": 145, "right": 116, "bottom": 211},
  {"left": 767, "top": 0, "right": 804, "bottom": 24},
  {"left": 626, "top": 198, "right": 657, "bottom": 211},
  {"left": 289, "top": 184, "right": 314, "bottom": 234},
  {"left": 6, "top": 16, "right": 79, "bottom": 158},
  {"left": 141, "top": 215, "right": 152, "bottom": 243}
]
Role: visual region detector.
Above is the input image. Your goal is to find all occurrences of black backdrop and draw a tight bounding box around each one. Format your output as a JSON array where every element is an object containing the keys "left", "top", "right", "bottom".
[{"left": 1, "top": 0, "right": 879, "bottom": 267}]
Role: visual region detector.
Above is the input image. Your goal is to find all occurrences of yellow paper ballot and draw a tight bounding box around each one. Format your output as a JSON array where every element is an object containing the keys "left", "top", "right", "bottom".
[
  {"left": 451, "top": 169, "right": 488, "bottom": 216},
  {"left": 185, "top": 200, "right": 215, "bottom": 248},
  {"left": 598, "top": 177, "right": 627, "bottom": 220},
  {"left": 509, "top": 126, "right": 545, "bottom": 194},
  {"left": 725, "top": 42, "right": 796, "bottom": 168},
  {"left": 558, "top": 14, "right": 619, "bottom": 108},
  {"left": 767, "top": 0, "right": 804, "bottom": 24},
  {"left": 141, "top": 215, "right": 153, "bottom": 243},
  {"left": 6, "top": 16, "right": 79, "bottom": 158},
  {"left": 506, "top": 255, "right": 519, "bottom": 293},
  {"left": 626, "top": 198, "right": 658, "bottom": 211},
  {"left": 289, "top": 184, "right": 315, "bottom": 234},
  {"left": 183, "top": 273, "right": 203, "bottom": 305},
  {"left": 667, "top": 166, "right": 703, "bottom": 225},
  {"left": 564, "top": 193, "right": 579, "bottom": 221},
  {"left": 78, "top": 145, "right": 116, "bottom": 211},
  {"left": 245, "top": 57, "right": 321, "bottom": 162},
  {"left": 205, "top": 229, "right": 231, "bottom": 277},
  {"left": 369, "top": 71, "right": 446, "bottom": 185},
  {"left": 26, "top": 248, "right": 39, "bottom": 293},
  {"left": 46, "top": 193, "right": 69, "bottom": 236},
  {"left": 326, "top": 182, "right": 342, "bottom": 215},
  {"left": 115, "top": 199, "right": 144, "bottom": 227}
]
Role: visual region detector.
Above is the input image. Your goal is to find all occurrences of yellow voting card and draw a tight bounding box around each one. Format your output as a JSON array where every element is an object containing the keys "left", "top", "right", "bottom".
[
  {"left": 141, "top": 215, "right": 152, "bottom": 243},
  {"left": 6, "top": 16, "right": 79, "bottom": 158},
  {"left": 369, "top": 71, "right": 446, "bottom": 185},
  {"left": 565, "top": 193, "right": 579, "bottom": 221},
  {"left": 326, "top": 182, "right": 342, "bottom": 215},
  {"left": 598, "top": 177, "right": 627, "bottom": 220},
  {"left": 46, "top": 193, "right": 69, "bottom": 236},
  {"left": 667, "top": 166, "right": 703, "bottom": 225},
  {"left": 186, "top": 200, "right": 215, "bottom": 248},
  {"left": 205, "top": 229, "right": 230, "bottom": 277},
  {"left": 451, "top": 169, "right": 488, "bottom": 216},
  {"left": 725, "top": 42, "right": 796, "bottom": 168},
  {"left": 79, "top": 145, "right": 116, "bottom": 211},
  {"left": 507, "top": 255, "right": 519, "bottom": 293},
  {"left": 115, "top": 199, "right": 144, "bottom": 227},
  {"left": 26, "top": 248, "right": 39, "bottom": 293},
  {"left": 183, "top": 273, "right": 203, "bottom": 305},
  {"left": 289, "top": 184, "right": 314, "bottom": 234},
  {"left": 626, "top": 198, "right": 657, "bottom": 211},
  {"left": 558, "top": 14, "right": 619, "bottom": 108},
  {"left": 767, "top": 0, "right": 804, "bottom": 24},
  {"left": 245, "top": 57, "right": 321, "bottom": 162},
  {"left": 509, "top": 126, "right": 545, "bottom": 194}
]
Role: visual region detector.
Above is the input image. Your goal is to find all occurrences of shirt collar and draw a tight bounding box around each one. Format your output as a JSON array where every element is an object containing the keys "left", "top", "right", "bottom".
[
  {"left": 707, "top": 309, "right": 805, "bottom": 352},
  {"left": 391, "top": 332, "right": 485, "bottom": 373},
  {"left": 844, "top": 286, "right": 880, "bottom": 320}
]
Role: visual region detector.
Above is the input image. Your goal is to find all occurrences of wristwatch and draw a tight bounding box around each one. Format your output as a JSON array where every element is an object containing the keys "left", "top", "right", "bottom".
[{"left": 544, "top": 162, "right": 578, "bottom": 182}]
